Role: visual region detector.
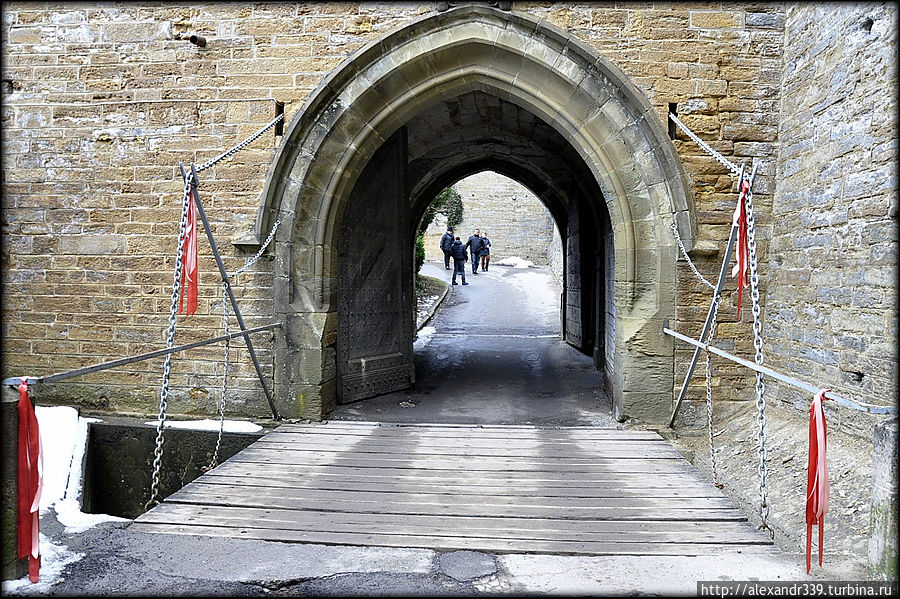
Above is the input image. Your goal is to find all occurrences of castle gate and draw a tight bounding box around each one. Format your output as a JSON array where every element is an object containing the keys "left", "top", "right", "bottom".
[{"left": 252, "top": 5, "right": 696, "bottom": 422}]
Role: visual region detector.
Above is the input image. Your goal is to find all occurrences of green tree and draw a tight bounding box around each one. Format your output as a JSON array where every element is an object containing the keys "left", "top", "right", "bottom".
[
  {"left": 415, "top": 233, "right": 426, "bottom": 274},
  {"left": 418, "top": 187, "right": 463, "bottom": 235},
  {"left": 415, "top": 187, "right": 463, "bottom": 278}
]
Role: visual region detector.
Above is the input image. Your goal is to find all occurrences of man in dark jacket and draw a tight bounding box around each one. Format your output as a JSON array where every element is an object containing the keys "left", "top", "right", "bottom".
[
  {"left": 439, "top": 227, "right": 454, "bottom": 269},
  {"left": 450, "top": 237, "right": 468, "bottom": 285},
  {"left": 464, "top": 229, "right": 483, "bottom": 275}
]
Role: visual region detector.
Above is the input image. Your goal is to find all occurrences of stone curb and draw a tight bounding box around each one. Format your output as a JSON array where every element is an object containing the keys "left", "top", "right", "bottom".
[{"left": 417, "top": 275, "right": 450, "bottom": 332}]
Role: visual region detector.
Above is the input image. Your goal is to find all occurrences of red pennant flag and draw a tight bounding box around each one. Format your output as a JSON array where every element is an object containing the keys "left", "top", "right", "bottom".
[
  {"left": 178, "top": 192, "right": 199, "bottom": 316},
  {"left": 17, "top": 377, "right": 42, "bottom": 583},
  {"left": 731, "top": 178, "right": 751, "bottom": 318},
  {"left": 806, "top": 388, "right": 830, "bottom": 574}
]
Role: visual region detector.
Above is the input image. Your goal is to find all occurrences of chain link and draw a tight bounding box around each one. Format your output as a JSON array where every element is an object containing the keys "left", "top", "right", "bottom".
[
  {"left": 670, "top": 115, "right": 773, "bottom": 534},
  {"left": 669, "top": 112, "right": 741, "bottom": 176},
  {"left": 143, "top": 114, "right": 284, "bottom": 509},
  {"left": 203, "top": 283, "right": 230, "bottom": 472},
  {"left": 229, "top": 219, "right": 282, "bottom": 279},
  {"left": 704, "top": 295, "right": 723, "bottom": 488},
  {"left": 145, "top": 175, "right": 193, "bottom": 511},
  {"left": 196, "top": 113, "right": 284, "bottom": 173},
  {"left": 671, "top": 220, "right": 716, "bottom": 291},
  {"left": 743, "top": 167, "right": 772, "bottom": 537}
]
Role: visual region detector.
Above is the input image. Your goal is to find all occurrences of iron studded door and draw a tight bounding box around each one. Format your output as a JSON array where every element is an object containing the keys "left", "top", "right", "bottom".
[{"left": 336, "top": 128, "right": 414, "bottom": 404}]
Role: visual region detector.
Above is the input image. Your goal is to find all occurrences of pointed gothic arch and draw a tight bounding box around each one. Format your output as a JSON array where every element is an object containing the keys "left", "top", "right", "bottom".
[{"left": 254, "top": 4, "right": 696, "bottom": 422}]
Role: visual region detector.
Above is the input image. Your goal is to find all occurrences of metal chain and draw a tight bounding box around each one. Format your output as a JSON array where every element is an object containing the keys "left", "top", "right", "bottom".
[
  {"left": 671, "top": 220, "right": 716, "bottom": 291},
  {"left": 143, "top": 114, "right": 285, "bottom": 504},
  {"left": 704, "top": 295, "right": 723, "bottom": 487},
  {"left": 744, "top": 166, "right": 772, "bottom": 537},
  {"left": 145, "top": 175, "right": 193, "bottom": 510},
  {"left": 196, "top": 113, "right": 284, "bottom": 173},
  {"left": 204, "top": 283, "right": 230, "bottom": 471},
  {"left": 229, "top": 219, "right": 282, "bottom": 279},
  {"left": 669, "top": 112, "right": 741, "bottom": 175}
]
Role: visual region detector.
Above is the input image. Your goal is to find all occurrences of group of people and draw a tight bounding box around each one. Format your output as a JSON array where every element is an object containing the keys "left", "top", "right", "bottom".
[{"left": 439, "top": 227, "right": 491, "bottom": 285}]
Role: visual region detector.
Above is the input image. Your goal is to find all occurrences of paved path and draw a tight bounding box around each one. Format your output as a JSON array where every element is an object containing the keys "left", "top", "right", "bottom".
[{"left": 331, "top": 261, "right": 612, "bottom": 426}]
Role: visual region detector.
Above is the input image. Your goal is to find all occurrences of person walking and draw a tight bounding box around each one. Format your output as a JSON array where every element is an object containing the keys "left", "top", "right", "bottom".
[
  {"left": 480, "top": 231, "right": 491, "bottom": 272},
  {"left": 450, "top": 236, "right": 468, "bottom": 285},
  {"left": 464, "top": 229, "right": 484, "bottom": 275},
  {"left": 439, "top": 226, "right": 454, "bottom": 270}
]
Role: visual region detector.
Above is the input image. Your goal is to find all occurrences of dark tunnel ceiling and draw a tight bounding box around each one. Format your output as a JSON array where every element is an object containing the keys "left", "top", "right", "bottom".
[{"left": 403, "top": 90, "right": 605, "bottom": 230}]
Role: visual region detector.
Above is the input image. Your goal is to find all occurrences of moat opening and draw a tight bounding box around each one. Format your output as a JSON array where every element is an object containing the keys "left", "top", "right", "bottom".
[{"left": 81, "top": 418, "right": 263, "bottom": 519}]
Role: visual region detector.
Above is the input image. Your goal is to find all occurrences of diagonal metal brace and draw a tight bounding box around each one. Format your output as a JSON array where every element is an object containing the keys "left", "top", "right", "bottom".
[
  {"left": 181, "top": 163, "right": 281, "bottom": 421},
  {"left": 669, "top": 161, "right": 758, "bottom": 428}
]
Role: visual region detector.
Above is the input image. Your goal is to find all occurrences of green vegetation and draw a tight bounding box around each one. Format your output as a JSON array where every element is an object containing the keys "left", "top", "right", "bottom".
[
  {"left": 415, "top": 233, "right": 426, "bottom": 276},
  {"left": 415, "top": 186, "right": 463, "bottom": 278}
]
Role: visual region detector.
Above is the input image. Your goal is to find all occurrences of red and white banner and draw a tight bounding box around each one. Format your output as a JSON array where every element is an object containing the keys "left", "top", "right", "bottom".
[
  {"left": 17, "top": 378, "right": 42, "bottom": 583},
  {"left": 731, "top": 178, "right": 751, "bottom": 318},
  {"left": 178, "top": 191, "right": 199, "bottom": 316},
  {"left": 806, "top": 388, "right": 830, "bottom": 573}
]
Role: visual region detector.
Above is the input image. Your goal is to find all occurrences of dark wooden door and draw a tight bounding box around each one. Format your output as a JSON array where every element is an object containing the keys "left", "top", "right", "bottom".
[{"left": 336, "top": 128, "right": 414, "bottom": 404}]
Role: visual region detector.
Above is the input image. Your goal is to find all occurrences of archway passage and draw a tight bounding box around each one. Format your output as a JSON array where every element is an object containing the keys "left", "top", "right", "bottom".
[
  {"left": 334, "top": 90, "right": 612, "bottom": 408},
  {"left": 257, "top": 5, "right": 695, "bottom": 423}
]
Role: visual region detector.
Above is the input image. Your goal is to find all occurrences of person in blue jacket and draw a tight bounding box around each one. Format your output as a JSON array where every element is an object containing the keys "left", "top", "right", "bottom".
[
  {"left": 450, "top": 237, "right": 469, "bottom": 285},
  {"left": 439, "top": 227, "right": 454, "bottom": 269},
  {"left": 464, "top": 229, "right": 484, "bottom": 275}
]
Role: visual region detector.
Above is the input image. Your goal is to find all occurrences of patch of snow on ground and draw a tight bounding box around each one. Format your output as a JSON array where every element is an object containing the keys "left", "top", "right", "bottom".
[
  {"left": 508, "top": 269, "right": 560, "bottom": 319},
  {"left": 417, "top": 293, "right": 441, "bottom": 327},
  {"left": 142, "top": 418, "right": 263, "bottom": 433},
  {"left": 35, "top": 407, "right": 127, "bottom": 532},
  {"left": 495, "top": 256, "right": 535, "bottom": 268},
  {"left": 35, "top": 406, "right": 79, "bottom": 512},
  {"left": 414, "top": 325, "right": 437, "bottom": 351},
  {"left": 4, "top": 407, "right": 128, "bottom": 592},
  {"left": 1, "top": 533, "right": 84, "bottom": 595}
]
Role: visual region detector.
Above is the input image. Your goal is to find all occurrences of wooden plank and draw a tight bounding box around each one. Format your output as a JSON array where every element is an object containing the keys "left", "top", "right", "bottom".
[
  {"left": 273, "top": 425, "right": 664, "bottom": 439},
  {"left": 224, "top": 450, "right": 696, "bottom": 472},
  {"left": 273, "top": 423, "right": 663, "bottom": 440},
  {"left": 127, "top": 523, "right": 777, "bottom": 556},
  {"left": 164, "top": 490, "right": 745, "bottom": 521},
  {"left": 257, "top": 433, "right": 675, "bottom": 449},
  {"left": 196, "top": 474, "right": 726, "bottom": 498},
  {"left": 138, "top": 503, "right": 760, "bottom": 535},
  {"left": 250, "top": 440, "right": 683, "bottom": 459},
  {"left": 208, "top": 462, "right": 718, "bottom": 488},
  {"left": 167, "top": 482, "right": 735, "bottom": 509},
  {"left": 286, "top": 421, "right": 652, "bottom": 431},
  {"left": 135, "top": 505, "right": 768, "bottom": 544}
]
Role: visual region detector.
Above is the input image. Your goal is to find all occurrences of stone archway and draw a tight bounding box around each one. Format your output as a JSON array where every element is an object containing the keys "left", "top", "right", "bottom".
[{"left": 253, "top": 4, "right": 696, "bottom": 423}]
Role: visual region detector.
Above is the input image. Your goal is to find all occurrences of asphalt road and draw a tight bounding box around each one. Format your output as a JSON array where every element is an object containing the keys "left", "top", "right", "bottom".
[{"left": 330, "top": 261, "right": 614, "bottom": 426}]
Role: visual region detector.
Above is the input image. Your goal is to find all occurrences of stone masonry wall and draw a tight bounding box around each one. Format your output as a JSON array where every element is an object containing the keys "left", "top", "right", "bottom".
[
  {"left": 423, "top": 171, "right": 557, "bottom": 266},
  {"left": 767, "top": 3, "right": 897, "bottom": 439},
  {"left": 1, "top": 2, "right": 797, "bottom": 418}
]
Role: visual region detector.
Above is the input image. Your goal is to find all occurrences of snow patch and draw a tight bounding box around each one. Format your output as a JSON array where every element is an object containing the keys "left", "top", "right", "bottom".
[
  {"left": 414, "top": 325, "right": 437, "bottom": 351},
  {"left": 35, "top": 406, "right": 127, "bottom": 532},
  {"left": 508, "top": 270, "right": 560, "bottom": 319},
  {"left": 143, "top": 418, "right": 263, "bottom": 433},
  {"left": 495, "top": 256, "right": 535, "bottom": 268},
  {"left": 1, "top": 534, "right": 84, "bottom": 595},
  {"left": 3, "top": 407, "right": 127, "bottom": 592}
]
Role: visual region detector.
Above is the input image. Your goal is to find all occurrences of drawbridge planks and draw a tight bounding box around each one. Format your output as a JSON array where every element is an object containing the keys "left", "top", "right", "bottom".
[{"left": 130, "top": 421, "right": 777, "bottom": 556}]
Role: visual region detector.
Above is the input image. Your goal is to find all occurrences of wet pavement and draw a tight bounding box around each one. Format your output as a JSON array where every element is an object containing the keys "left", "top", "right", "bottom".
[{"left": 330, "top": 261, "right": 613, "bottom": 426}]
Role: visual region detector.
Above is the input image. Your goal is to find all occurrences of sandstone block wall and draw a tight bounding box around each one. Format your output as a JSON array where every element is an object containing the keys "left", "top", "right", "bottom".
[
  {"left": 1, "top": 1, "right": 875, "bottom": 421},
  {"left": 768, "top": 3, "right": 897, "bottom": 438},
  {"left": 423, "top": 171, "right": 557, "bottom": 265}
]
